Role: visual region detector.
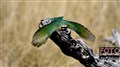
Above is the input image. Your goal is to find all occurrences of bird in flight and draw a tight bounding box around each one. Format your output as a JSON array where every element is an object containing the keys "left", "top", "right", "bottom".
[{"left": 31, "top": 16, "right": 95, "bottom": 47}]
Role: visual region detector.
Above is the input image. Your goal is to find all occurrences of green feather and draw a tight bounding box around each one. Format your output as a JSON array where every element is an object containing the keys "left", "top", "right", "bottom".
[
  {"left": 62, "top": 20, "right": 95, "bottom": 41},
  {"left": 32, "top": 16, "right": 95, "bottom": 47},
  {"left": 32, "top": 16, "right": 64, "bottom": 47}
]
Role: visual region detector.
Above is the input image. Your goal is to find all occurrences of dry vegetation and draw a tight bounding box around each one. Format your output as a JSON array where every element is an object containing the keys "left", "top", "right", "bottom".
[{"left": 1, "top": 0, "right": 120, "bottom": 67}]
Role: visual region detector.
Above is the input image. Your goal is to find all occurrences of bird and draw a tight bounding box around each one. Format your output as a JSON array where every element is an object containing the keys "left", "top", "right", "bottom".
[{"left": 31, "top": 16, "right": 95, "bottom": 47}]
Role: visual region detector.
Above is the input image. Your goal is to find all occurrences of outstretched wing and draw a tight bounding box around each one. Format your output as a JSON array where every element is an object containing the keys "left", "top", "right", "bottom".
[
  {"left": 32, "top": 28, "right": 48, "bottom": 47},
  {"left": 32, "top": 16, "right": 63, "bottom": 47},
  {"left": 32, "top": 16, "right": 95, "bottom": 47},
  {"left": 62, "top": 20, "right": 95, "bottom": 41},
  {"left": 32, "top": 23, "right": 60, "bottom": 47}
]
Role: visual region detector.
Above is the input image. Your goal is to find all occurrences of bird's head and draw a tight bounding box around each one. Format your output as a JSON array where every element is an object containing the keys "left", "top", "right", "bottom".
[{"left": 38, "top": 16, "right": 64, "bottom": 29}]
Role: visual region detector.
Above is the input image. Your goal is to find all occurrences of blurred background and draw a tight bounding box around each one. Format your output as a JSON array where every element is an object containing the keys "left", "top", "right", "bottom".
[{"left": 1, "top": 0, "right": 120, "bottom": 67}]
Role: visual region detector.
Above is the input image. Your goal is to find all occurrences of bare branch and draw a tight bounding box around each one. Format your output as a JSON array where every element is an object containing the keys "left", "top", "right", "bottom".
[{"left": 50, "top": 28, "right": 120, "bottom": 67}]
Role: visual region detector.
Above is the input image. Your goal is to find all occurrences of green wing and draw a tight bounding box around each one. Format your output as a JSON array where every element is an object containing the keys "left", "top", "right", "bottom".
[
  {"left": 62, "top": 20, "right": 95, "bottom": 41},
  {"left": 32, "top": 28, "right": 48, "bottom": 47},
  {"left": 32, "top": 23, "right": 60, "bottom": 47},
  {"left": 32, "top": 17, "right": 63, "bottom": 47},
  {"left": 32, "top": 16, "right": 95, "bottom": 47}
]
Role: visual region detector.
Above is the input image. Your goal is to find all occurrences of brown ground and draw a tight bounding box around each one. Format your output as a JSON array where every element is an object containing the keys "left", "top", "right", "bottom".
[{"left": 1, "top": 0, "right": 120, "bottom": 67}]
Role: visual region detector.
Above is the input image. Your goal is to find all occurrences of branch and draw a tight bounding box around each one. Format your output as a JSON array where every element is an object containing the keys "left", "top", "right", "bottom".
[{"left": 50, "top": 28, "right": 120, "bottom": 67}]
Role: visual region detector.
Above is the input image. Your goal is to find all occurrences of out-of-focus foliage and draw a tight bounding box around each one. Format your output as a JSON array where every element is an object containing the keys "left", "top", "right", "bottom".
[{"left": 1, "top": 0, "right": 120, "bottom": 67}]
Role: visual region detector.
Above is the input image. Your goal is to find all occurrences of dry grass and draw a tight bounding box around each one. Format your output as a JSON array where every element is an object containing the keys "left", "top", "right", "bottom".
[{"left": 1, "top": 0, "right": 120, "bottom": 67}]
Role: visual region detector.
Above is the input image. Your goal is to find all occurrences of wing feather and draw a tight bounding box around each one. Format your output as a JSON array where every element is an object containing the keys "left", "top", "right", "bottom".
[
  {"left": 32, "top": 20, "right": 61, "bottom": 47},
  {"left": 62, "top": 20, "right": 95, "bottom": 41},
  {"left": 32, "top": 16, "right": 95, "bottom": 47}
]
